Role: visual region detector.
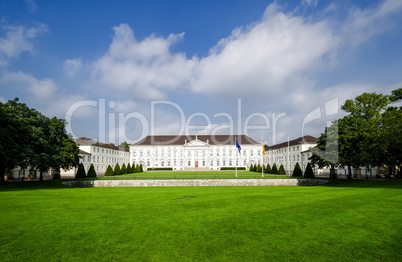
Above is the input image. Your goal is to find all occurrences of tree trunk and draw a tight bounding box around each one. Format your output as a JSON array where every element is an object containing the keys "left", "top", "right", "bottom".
[
  {"left": 0, "top": 164, "right": 6, "bottom": 184},
  {"left": 347, "top": 165, "right": 352, "bottom": 179},
  {"left": 39, "top": 170, "right": 44, "bottom": 182}
]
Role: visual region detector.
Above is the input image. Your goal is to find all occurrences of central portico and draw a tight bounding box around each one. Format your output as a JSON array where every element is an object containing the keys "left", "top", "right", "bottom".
[{"left": 130, "top": 135, "right": 262, "bottom": 170}]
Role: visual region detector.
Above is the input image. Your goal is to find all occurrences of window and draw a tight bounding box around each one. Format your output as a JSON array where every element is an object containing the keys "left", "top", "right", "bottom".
[
  {"left": 188, "top": 161, "right": 191, "bottom": 166},
  {"left": 297, "top": 146, "right": 299, "bottom": 151},
  {"left": 102, "top": 149, "right": 104, "bottom": 153},
  {"left": 297, "top": 155, "right": 299, "bottom": 161},
  {"left": 87, "top": 156, "right": 90, "bottom": 162}
]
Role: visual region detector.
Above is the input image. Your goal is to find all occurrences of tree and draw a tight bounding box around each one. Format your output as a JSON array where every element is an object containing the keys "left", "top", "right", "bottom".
[
  {"left": 292, "top": 162, "right": 303, "bottom": 177},
  {"left": 265, "top": 164, "right": 271, "bottom": 174},
  {"left": 278, "top": 164, "right": 286, "bottom": 175},
  {"left": 131, "top": 163, "right": 137, "bottom": 173},
  {"left": 87, "top": 163, "right": 97, "bottom": 178},
  {"left": 121, "top": 163, "right": 127, "bottom": 174},
  {"left": 114, "top": 163, "right": 121, "bottom": 175},
  {"left": 271, "top": 163, "right": 278, "bottom": 174},
  {"left": 255, "top": 164, "right": 262, "bottom": 173},
  {"left": 126, "top": 163, "right": 132, "bottom": 174},
  {"left": 75, "top": 163, "right": 86, "bottom": 178},
  {"left": 118, "top": 142, "right": 130, "bottom": 149},
  {"left": 304, "top": 163, "right": 315, "bottom": 178},
  {"left": 139, "top": 164, "right": 144, "bottom": 172},
  {"left": 105, "top": 165, "right": 114, "bottom": 176},
  {"left": 0, "top": 98, "right": 79, "bottom": 183}
]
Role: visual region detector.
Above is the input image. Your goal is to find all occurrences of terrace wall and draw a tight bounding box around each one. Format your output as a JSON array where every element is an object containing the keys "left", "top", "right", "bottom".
[{"left": 62, "top": 179, "right": 328, "bottom": 187}]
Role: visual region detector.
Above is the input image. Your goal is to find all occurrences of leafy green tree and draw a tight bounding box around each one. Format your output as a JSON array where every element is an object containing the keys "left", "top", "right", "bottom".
[
  {"left": 271, "top": 163, "right": 278, "bottom": 174},
  {"left": 105, "top": 165, "right": 114, "bottom": 176},
  {"left": 304, "top": 163, "right": 315, "bottom": 178},
  {"left": 87, "top": 163, "right": 97, "bottom": 178},
  {"left": 292, "top": 162, "right": 303, "bottom": 177},
  {"left": 75, "top": 163, "right": 86, "bottom": 178},
  {"left": 278, "top": 164, "right": 286, "bottom": 175},
  {"left": 114, "top": 163, "right": 121, "bottom": 175},
  {"left": 310, "top": 123, "right": 340, "bottom": 179},
  {"left": 0, "top": 98, "right": 79, "bottom": 183},
  {"left": 139, "top": 164, "right": 144, "bottom": 172},
  {"left": 118, "top": 142, "right": 130, "bottom": 149},
  {"left": 121, "top": 163, "right": 127, "bottom": 174},
  {"left": 131, "top": 163, "right": 137, "bottom": 173}
]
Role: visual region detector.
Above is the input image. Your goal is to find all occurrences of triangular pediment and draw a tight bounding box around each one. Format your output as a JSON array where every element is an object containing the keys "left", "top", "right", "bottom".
[{"left": 184, "top": 139, "right": 209, "bottom": 147}]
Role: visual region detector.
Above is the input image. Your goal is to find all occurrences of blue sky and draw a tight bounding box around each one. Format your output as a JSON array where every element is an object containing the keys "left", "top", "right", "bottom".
[{"left": 1, "top": 0, "right": 402, "bottom": 146}]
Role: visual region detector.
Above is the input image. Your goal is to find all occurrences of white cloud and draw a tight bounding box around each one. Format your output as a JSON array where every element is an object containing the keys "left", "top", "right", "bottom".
[
  {"left": 63, "top": 58, "right": 83, "bottom": 77},
  {"left": 301, "top": 0, "right": 318, "bottom": 7},
  {"left": 0, "top": 23, "right": 47, "bottom": 66},
  {"left": 0, "top": 71, "right": 85, "bottom": 118},
  {"left": 91, "top": 24, "right": 195, "bottom": 100}
]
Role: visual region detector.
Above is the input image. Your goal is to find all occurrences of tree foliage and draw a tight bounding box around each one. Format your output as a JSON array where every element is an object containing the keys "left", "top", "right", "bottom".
[
  {"left": 105, "top": 165, "right": 114, "bottom": 176},
  {"left": 121, "top": 163, "right": 127, "bottom": 174},
  {"left": 278, "top": 164, "right": 286, "bottom": 175},
  {"left": 75, "top": 163, "right": 86, "bottom": 178},
  {"left": 310, "top": 89, "right": 402, "bottom": 179},
  {"left": 304, "top": 163, "right": 315, "bottom": 178},
  {"left": 87, "top": 163, "right": 97, "bottom": 178},
  {"left": 114, "top": 163, "right": 121, "bottom": 175},
  {"left": 271, "top": 163, "right": 278, "bottom": 174},
  {"left": 292, "top": 162, "right": 303, "bottom": 177},
  {"left": 0, "top": 98, "right": 79, "bottom": 183}
]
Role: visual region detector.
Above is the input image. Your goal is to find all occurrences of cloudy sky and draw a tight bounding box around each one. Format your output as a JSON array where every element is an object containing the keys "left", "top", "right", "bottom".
[{"left": 1, "top": 0, "right": 402, "bottom": 146}]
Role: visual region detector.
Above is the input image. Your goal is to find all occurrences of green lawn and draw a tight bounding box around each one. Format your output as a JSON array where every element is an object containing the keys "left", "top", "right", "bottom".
[{"left": 1, "top": 180, "right": 401, "bottom": 261}]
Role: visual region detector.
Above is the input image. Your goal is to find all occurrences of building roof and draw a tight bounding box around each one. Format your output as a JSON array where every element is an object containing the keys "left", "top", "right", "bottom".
[
  {"left": 133, "top": 135, "right": 259, "bottom": 146},
  {"left": 79, "top": 149, "right": 91, "bottom": 155},
  {"left": 267, "top": 135, "right": 318, "bottom": 150},
  {"left": 76, "top": 137, "right": 129, "bottom": 152}
]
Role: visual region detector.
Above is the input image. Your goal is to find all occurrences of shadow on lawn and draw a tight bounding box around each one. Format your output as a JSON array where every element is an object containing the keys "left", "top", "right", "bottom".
[
  {"left": 0, "top": 180, "right": 72, "bottom": 191},
  {"left": 323, "top": 179, "right": 402, "bottom": 189}
]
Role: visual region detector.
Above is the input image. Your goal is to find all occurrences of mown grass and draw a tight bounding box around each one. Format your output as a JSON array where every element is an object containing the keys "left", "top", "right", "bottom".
[{"left": 0, "top": 180, "right": 401, "bottom": 261}]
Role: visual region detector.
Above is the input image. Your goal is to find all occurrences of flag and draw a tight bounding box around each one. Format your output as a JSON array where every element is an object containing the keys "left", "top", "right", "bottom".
[
  {"left": 235, "top": 138, "right": 241, "bottom": 154},
  {"left": 262, "top": 142, "right": 266, "bottom": 155}
]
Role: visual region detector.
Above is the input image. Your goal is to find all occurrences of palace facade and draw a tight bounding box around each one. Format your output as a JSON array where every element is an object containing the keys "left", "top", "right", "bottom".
[{"left": 130, "top": 135, "right": 262, "bottom": 170}]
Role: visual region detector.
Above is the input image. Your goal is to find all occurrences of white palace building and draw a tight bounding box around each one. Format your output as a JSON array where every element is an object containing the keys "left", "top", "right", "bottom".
[{"left": 130, "top": 135, "right": 263, "bottom": 171}]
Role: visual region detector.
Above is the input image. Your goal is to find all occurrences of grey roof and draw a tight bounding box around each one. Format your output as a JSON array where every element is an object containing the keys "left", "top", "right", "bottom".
[
  {"left": 267, "top": 136, "right": 318, "bottom": 150},
  {"left": 76, "top": 137, "right": 129, "bottom": 152},
  {"left": 133, "top": 135, "right": 259, "bottom": 146}
]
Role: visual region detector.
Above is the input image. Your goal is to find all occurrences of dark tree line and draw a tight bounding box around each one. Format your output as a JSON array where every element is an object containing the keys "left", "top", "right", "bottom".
[
  {"left": 310, "top": 88, "right": 402, "bottom": 179},
  {"left": 0, "top": 98, "right": 80, "bottom": 183}
]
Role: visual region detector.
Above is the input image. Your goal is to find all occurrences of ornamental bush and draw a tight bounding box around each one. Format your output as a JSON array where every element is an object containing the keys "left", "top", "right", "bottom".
[
  {"left": 304, "top": 163, "right": 315, "bottom": 178},
  {"left": 114, "top": 163, "right": 121, "bottom": 175},
  {"left": 271, "top": 163, "right": 278, "bottom": 174},
  {"left": 121, "top": 163, "right": 127, "bottom": 174},
  {"left": 87, "top": 163, "right": 97, "bottom": 178},
  {"left": 266, "top": 164, "right": 271, "bottom": 173},
  {"left": 278, "top": 164, "right": 286, "bottom": 175},
  {"left": 139, "top": 164, "right": 144, "bottom": 172},
  {"left": 256, "top": 164, "right": 262, "bottom": 173},
  {"left": 105, "top": 165, "right": 114, "bottom": 176},
  {"left": 75, "top": 163, "right": 86, "bottom": 178},
  {"left": 292, "top": 162, "right": 303, "bottom": 177},
  {"left": 126, "top": 163, "right": 132, "bottom": 174}
]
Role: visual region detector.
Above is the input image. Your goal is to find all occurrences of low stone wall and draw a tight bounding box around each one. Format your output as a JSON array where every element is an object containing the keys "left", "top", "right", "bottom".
[{"left": 62, "top": 179, "right": 328, "bottom": 187}]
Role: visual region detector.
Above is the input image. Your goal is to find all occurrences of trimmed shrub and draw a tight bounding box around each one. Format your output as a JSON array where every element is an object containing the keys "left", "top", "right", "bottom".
[
  {"left": 271, "top": 163, "right": 278, "bottom": 174},
  {"left": 139, "top": 164, "right": 144, "bottom": 172},
  {"left": 292, "top": 162, "right": 303, "bottom": 177},
  {"left": 249, "top": 164, "right": 255, "bottom": 172},
  {"left": 75, "top": 163, "right": 86, "bottom": 178},
  {"left": 135, "top": 164, "right": 141, "bottom": 173},
  {"left": 114, "top": 163, "right": 121, "bottom": 175},
  {"left": 304, "top": 163, "right": 315, "bottom": 178},
  {"left": 87, "top": 163, "right": 97, "bottom": 178},
  {"left": 278, "top": 164, "right": 286, "bottom": 175},
  {"left": 265, "top": 164, "right": 271, "bottom": 173},
  {"left": 105, "top": 165, "right": 114, "bottom": 176},
  {"left": 121, "top": 163, "right": 127, "bottom": 174},
  {"left": 126, "top": 163, "right": 132, "bottom": 174},
  {"left": 255, "top": 164, "right": 262, "bottom": 173},
  {"left": 151, "top": 168, "right": 173, "bottom": 171}
]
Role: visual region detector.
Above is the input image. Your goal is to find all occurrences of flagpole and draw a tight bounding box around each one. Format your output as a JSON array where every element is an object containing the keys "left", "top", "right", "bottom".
[{"left": 261, "top": 137, "right": 264, "bottom": 177}]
